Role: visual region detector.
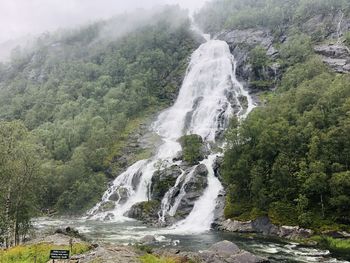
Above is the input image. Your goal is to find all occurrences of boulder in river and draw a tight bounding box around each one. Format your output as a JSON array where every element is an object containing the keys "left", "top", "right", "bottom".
[
  {"left": 126, "top": 200, "right": 160, "bottom": 224},
  {"left": 139, "top": 235, "right": 157, "bottom": 245},
  {"left": 217, "top": 216, "right": 313, "bottom": 240}
]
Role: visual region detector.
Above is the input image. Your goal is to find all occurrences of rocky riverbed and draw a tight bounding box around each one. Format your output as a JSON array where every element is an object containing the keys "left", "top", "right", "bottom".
[{"left": 27, "top": 230, "right": 267, "bottom": 263}]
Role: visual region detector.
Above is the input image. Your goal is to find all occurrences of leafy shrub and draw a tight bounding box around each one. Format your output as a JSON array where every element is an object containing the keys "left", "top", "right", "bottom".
[{"left": 179, "top": 134, "right": 204, "bottom": 165}]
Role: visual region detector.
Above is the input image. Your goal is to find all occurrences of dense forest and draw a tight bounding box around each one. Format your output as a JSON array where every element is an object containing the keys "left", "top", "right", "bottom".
[
  {"left": 0, "top": 6, "right": 198, "bottom": 245},
  {"left": 1, "top": 0, "right": 350, "bottom": 251},
  {"left": 195, "top": 0, "right": 350, "bottom": 36},
  {"left": 195, "top": 0, "right": 350, "bottom": 231}
]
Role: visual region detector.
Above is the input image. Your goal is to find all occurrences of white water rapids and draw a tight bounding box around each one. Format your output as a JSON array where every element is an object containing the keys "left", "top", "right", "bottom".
[
  {"left": 33, "top": 34, "right": 350, "bottom": 263},
  {"left": 88, "top": 37, "right": 255, "bottom": 233}
]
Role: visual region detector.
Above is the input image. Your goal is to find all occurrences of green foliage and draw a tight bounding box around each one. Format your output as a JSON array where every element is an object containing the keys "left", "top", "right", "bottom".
[
  {"left": 311, "top": 236, "right": 350, "bottom": 257},
  {"left": 140, "top": 254, "right": 183, "bottom": 263},
  {"left": 268, "top": 202, "right": 298, "bottom": 226},
  {"left": 249, "top": 46, "right": 272, "bottom": 89},
  {"left": 0, "top": 242, "right": 90, "bottom": 263},
  {"left": 279, "top": 33, "right": 312, "bottom": 65},
  {"left": 250, "top": 46, "right": 269, "bottom": 73},
  {"left": 195, "top": 0, "right": 350, "bottom": 34},
  {"left": 345, "top": 32, "right": 350, "bottom": 47},
  {"left": 222, "top": 56, "right": 350, "bottom": 229},
  {"left": 329, "top": 172, "right": 350, "bottom": 215},
  {"left": 179, "top": 134, "right": 204, "bottom": 164},
  {"left": 0, "top": 121, "right": 43, "bottom": 246},
  {"left": 0, "top": 7, "right": 197, "bottom": 215}
]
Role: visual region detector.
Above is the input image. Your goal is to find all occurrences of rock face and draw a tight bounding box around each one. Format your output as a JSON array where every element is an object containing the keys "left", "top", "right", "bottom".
[
  {"left": 314, "top": 44, "right": 350, "bottom": 73},
  {"left": 196, "top": 240, "right": 269, "bottom": 263},
  {"left": 217, "top": 28, "right": 281, "bottom": 93},
  {"left": 301, "top": 11, "right": 350, "bottom": 40},
  {"left": 151, "top": 165, "right": 182, "bottom": 201},
  {"left": 126, "top": 201, "right": 160, "bottom": 223},
  {"left": 175, "top": 164, "right": 208, "bottom": 218},
  {"left": 217, "top": 217, "right": 313, "bottom": 240}
]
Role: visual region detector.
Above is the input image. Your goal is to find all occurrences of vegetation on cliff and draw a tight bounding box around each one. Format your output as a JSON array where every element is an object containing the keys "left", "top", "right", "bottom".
[
  {"left": 196, "top": 0, "right": 350, "bottom": 234},
  {"left": 0, "top": 6, "right": 198, "bottom": 244}
]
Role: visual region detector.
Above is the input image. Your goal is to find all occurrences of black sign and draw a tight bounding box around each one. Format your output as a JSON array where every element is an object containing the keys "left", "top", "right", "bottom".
[{"left": 50, "top": 250, "right": 70, "bottom": 259}]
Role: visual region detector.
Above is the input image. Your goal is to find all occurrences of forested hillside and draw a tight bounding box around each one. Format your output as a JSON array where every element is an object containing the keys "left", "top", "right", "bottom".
[
  {"left": 0, "top": 6, "right": 199, "bottom": 244},
  {"left": 195, "top": 0, "right": 350, "bottom": 36},
  {"left": 196, "top": 0, "right": 350, "bottom": 232}
]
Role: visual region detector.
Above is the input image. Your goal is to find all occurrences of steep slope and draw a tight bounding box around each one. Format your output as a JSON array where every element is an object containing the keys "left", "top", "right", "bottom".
[
  {"left": 195, "top": 0, "right": 350, "bottom": 236},
  {"left": 89, "top": 37, "right": 255, "bottom": 232},
  {"left": 0, "top": 6, "right": 199, "bottom": 226}
]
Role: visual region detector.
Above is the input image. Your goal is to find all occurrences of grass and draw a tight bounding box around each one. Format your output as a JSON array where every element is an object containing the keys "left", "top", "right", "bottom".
[
  {"left": 310, "top": 236, "right": 350, "bottom": 257},
  {"left": 140, "top": 254, "right": 195, "bottom": 263},
  {"left": 0, "top": 243, "right": 90, "bottom": 263}
]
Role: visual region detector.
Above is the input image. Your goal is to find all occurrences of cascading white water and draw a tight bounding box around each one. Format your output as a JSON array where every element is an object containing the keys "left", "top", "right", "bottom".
[
  {"left": 168, "top": 154, "right": 222, "bottom": 233},
  {"left": 89, "top": 36, "right": 255, "bottom": 232}
]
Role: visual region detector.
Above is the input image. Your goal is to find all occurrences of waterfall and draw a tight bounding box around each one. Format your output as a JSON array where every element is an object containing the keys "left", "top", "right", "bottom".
[{"left": 89, "top": 36, "right": 255, "bottom": 232}]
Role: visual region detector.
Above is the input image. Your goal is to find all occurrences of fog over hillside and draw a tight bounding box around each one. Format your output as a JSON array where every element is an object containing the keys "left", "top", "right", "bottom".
[{"left": 0, "top": 0, "right": 207, "bottom": 61}]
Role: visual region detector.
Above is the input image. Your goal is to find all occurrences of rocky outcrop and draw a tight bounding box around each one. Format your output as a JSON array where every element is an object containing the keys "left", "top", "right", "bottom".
[
  {"left": 168, "top": 241, "right": 269, "bottom": 263},
  {"left": 301, "top": 11, "right": 350, "bottom": 40},
  {"left": 126, "top": 201, "right": 160, "bottom": 223},
  {"left": 321, "top": 230, "right": 350, "bottom": 239},
  {"left": 217, "top": 28, "right": 281, "bottom": 93},
  {"left": 199, "top": 240, "right": 269, "bottom": 263},
  {"left": 151, "top": 165, "right": 182, "bottom": 201},
  {"left": 314, "top": 44, "right": 350, "bottom": 73},
  {"left": 175, "top": 164, "right": 208, "bottom": 218},
  {"left": 217, "top": 217, "right": 313, "bottom": 240},
  {"left": 109, "top": 187, "right": 129, "bottom": 204},
  {"left": 96, "top": 201, "right": 116, "bottom": 213}
]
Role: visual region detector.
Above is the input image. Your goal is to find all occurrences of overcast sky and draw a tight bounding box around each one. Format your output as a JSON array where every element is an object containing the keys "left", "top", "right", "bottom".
[{"left": 0, "top": 0, "right": 208, "bottom": 43}]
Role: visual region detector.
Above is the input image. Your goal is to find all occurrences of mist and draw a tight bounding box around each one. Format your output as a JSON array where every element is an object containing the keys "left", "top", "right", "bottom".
[{"left": 0, "top": 0, "right": 208, "bottom": 43}]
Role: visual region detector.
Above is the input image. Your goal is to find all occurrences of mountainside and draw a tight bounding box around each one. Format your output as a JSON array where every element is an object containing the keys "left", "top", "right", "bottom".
[
  {"left": 0, "top": 6, "right": 200, "bottom": 245},
  {"left": 195, "top": 0, "right": 350, "bottom": 237},
  {"left": 0, "top": 1, "right": 350, "bottom": 260}
]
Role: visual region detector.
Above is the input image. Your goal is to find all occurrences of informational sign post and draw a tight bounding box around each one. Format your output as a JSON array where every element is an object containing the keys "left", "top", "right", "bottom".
[{"left": 50, "top": 250, "right": 70, "bottom": 262}]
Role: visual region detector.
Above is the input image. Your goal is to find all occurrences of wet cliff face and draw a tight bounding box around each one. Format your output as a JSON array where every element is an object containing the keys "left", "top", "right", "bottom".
[
  {"left": 216, "top": 12, "right": 350, "bottom": 97},
  {"left": 217, "top": 28, "right": 281, "bottom": 95}
]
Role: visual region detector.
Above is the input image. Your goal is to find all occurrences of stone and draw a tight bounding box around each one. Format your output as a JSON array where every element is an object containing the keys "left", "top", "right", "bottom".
[
  {"left": 97, "top": 201, "right": 116, "bottom": 212},
  {"left": 217, "top": 28, "right": 280, "bottom": 93},
  {"left": 314, "top": 44, "right": 350, "bottom": 73},
  {"left": 104, "top": 213, "right": 114, "bottom": 221},
  {"left": 109, "top": 187, "right": 129, "bottom": 204},
  {"left": 217, "top": 217, "right": 313, "bottom": 240},
  {"left": 139, "top": 235, "right": 157, "bottom": 245},
  {"left": 151, "top": 165, "right": 182, "bottom": 201},
  {"left": 321, "top": 230, "right": 350, "bottom": 239},
  {"left": 197, "top": 240, "right": 269, "bottom": 263},
  {"left": 126, "top": 201, "right": 160, "bottom": 224},
  {"left": 176, "top": 164, "right": 208, "bottom": 218},
  {"left": 208, "top": 240, "right": 240, "bottom": 256}
]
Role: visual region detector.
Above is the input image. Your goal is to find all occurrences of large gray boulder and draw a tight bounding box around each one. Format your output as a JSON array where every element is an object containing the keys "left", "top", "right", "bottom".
[
  {"left": 126, "top": 201, "right": 160, "bottom": 224},
  {"left": 217, "top": 217, "right": 313, "bottom": 240},
  {"left": 197, "top": 240, "right": 269, "bottom": 263},
  {"left": 139, "top": 235, "right": 157, "bottom": 245}
]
